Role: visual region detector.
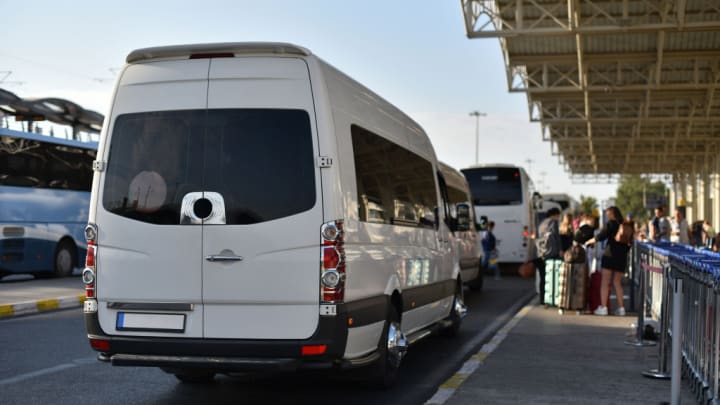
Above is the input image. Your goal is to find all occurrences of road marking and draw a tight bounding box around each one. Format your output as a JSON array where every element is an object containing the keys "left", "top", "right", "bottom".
[
  {"left": 0, "top": 357, "right": 96, "bottom": 386},
  {"left": 425, "top": 304, "right": 533, "bottom": 405}
]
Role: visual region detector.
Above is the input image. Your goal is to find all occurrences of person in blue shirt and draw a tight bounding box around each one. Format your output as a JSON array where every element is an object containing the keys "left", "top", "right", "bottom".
[{"left": 482, "top": 221, "right": 499, "bottom": 279}]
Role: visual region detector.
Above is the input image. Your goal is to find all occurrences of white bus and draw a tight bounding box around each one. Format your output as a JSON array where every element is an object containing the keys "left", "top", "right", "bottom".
[
  {"left": 542, "top": 193, "right": 579, "bottom": 215},
  {"left": 461, "top": 164, "right": 536, "bottom": 264}
]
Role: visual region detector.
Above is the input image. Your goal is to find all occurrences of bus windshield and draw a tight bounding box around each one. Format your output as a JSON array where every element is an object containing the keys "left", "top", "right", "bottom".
[{"left": 461, "top": 167, "right": 523, "bottom": 206}]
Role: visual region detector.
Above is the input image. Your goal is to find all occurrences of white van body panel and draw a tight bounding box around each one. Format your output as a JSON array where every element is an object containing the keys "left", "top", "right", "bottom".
[
  {"left": 202, "top": 57, "right": 322, "bottom": 339},
  {"left": 95, "top": 60, "right": 211, "bottom": 338},
  {"left": 319, "top": 63, "right": 454, "bottom": 337},
  {"left": 344, "top": 321, "right": 384, "bottom": 358}
]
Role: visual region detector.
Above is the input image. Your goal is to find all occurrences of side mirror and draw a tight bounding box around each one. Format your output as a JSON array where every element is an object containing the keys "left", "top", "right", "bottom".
[{"left": 456, "top": 203, "right": 471, "bottom": 232}]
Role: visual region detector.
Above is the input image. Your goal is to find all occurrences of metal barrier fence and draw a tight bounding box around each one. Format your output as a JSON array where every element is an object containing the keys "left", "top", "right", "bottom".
[{"left": 633, "top": 240, "right": 720, "bottom": 404}]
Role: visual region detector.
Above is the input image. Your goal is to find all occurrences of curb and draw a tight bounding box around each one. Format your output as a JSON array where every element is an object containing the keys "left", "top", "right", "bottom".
[
  {"left": 425, "top": 298, "right": 535, "bottom": 405},
  {"left": 0, "top": 295, "right": 86, "bottom": 319}
]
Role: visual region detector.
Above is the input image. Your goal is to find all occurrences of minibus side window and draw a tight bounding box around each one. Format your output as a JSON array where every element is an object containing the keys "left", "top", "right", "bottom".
[{"left": 351, "top": 125, "right": 436, "bottom": 229}]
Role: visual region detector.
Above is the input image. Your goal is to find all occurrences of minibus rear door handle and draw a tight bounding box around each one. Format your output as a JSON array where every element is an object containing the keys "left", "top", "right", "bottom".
[{"left": 205, "top": 255, "right": 244, "bottom": 262}]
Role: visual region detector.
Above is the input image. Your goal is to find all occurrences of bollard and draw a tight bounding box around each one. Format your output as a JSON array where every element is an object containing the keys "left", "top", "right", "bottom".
[
  {"left": 670, "top": 276, "right": 684, "bottom": 405},
  {"left": 643, "top": 264, "right": 672, "bottom": 379}
]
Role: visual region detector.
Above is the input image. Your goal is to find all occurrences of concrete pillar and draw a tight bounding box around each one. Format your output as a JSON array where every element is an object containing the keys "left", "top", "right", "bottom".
[
  {"left": 669, "top": 174, "right": 678, "bottom": 214},
  {"left": 688, "top": 172, "right": 697, "bottom": 224},
  {"left": 710, "top": 157, "right": 720, "bottom": 229},
  {"left": 702, "top": 169, "right": 711, "bottom": 222}
]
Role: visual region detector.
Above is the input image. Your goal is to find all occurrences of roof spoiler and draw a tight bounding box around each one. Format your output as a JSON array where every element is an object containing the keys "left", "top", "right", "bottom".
[{"left": 126, "top": 42, "right": 311, "bottom": 64}]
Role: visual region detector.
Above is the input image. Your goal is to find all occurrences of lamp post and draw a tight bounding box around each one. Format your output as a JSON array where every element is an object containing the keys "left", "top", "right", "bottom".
[{"left": 469, "top": 111, "right": 487, "bottom": 165}]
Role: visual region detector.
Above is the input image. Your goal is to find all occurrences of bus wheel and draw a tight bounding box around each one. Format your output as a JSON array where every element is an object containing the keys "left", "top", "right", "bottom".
[{"left": 54, "top": 241, "right": 75, "bottom": 277}]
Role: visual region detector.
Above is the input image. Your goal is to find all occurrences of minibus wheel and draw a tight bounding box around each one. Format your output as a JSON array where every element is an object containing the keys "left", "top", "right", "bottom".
[
  {"left": 443, "top": 282, "right": 467, "bottom": 337},
  {"left": 370, "top": 306, "right": 406, "bottom": 388},
  {"left": 54, "top": 240, "right": 76, "bottom": 277}
]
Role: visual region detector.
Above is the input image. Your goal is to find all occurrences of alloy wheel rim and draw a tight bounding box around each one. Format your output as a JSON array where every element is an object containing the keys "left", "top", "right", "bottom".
[{"left": 386, "top": 321, "right": 407, "bottom": 368}]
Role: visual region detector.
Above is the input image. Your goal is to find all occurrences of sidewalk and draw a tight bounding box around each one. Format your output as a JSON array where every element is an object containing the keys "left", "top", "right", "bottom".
[
  {"left": 430, "top": 304, "right": 695, "bottom": 404},
  {"left": 0, "top": 275, "right": 85, "bottom": 318}
]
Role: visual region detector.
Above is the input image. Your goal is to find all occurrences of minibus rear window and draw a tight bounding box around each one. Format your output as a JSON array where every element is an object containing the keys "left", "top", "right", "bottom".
[{"left": 103, "top": 109, "right": 315, "bottom": 225}]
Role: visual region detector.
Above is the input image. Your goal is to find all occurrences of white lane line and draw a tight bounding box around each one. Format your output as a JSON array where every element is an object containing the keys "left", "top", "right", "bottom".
[{"left": 0, "top": 357, "right": 95, "bottom": 386}]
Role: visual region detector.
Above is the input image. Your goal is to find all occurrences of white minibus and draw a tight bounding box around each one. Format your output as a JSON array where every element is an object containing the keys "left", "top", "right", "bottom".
[
  {"left": 438, "top": 162, "right": 483, "bottom": 290},
  {"left": 82, "top": 42, "right": 466, "bottom": 387}
]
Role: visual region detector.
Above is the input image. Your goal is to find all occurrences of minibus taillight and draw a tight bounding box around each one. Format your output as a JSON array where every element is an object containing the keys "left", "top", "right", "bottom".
[
  {"left": 83, "top": 224, "right": 98, "bottom": 301},
  {"left": 89, "top": 338, "right": 110, "bottom": 352},
  {"left": 320, "top": 220, "right": 345, "bottom": 303}
]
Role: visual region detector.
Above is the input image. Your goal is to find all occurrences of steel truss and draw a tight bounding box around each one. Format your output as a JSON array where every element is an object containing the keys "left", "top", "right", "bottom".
[{"left": 462, "top": 0, "right": 720, "bottom": 178}]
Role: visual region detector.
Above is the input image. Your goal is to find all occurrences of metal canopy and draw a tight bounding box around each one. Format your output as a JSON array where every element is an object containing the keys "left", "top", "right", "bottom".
[
  {"left": 0, "top": 87, "right": 104, "bottom": 136},
  {"left": 462, "top": 0, "right": 720, "bottom": 176}
]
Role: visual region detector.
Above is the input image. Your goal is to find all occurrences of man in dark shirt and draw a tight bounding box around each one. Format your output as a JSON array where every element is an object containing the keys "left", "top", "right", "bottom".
[{"left": 534, "top": 207, "right": 561, "bottom": 304}]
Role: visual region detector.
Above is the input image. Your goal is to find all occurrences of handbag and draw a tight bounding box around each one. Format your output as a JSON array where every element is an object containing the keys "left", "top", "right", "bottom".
[{"left": 518, "top": 261, "right": 536, "bottom": 279}]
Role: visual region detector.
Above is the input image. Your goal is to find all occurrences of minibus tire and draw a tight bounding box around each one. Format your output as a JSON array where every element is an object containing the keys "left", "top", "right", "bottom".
[
  {"left": 442, "top": 283, "right": 465, "bottom": 337},
  {"left": 369, "top": 307, "right": 405, "bottom": 389},
  {"left": 172, "top": 370, "right": 216, "bottom": 383},
  {"left": 54, "top": 240, "right": 76, "bottom": 278}
]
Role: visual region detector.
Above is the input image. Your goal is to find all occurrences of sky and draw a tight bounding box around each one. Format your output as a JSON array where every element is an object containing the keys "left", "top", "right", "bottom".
[{"left": 0, "top": 0, "right": 617, "bottom": 201}]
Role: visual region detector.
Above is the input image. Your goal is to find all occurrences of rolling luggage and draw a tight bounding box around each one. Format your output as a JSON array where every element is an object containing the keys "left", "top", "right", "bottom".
[
  {"left": 543, "top": 259, "right": 563, "bottom": 306},
  {"left": 558, "top": 262, "right": 587, "bottom": 311},
  {"left": 588, "top": 271, "right": 611, "bottom": 313}
]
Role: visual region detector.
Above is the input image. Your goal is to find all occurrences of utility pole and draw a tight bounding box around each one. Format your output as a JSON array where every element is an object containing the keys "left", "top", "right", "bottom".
[
  {"left": 525, "top": 158, "right": 534, "bottom": 178},
  {"left": 469, "top": 111, "right": 486, "bottom": 165}
]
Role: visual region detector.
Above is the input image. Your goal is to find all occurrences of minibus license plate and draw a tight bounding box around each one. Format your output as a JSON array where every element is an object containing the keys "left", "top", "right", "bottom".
[{"left": 116, "top": 312, "right": 185, "bottom": 333}]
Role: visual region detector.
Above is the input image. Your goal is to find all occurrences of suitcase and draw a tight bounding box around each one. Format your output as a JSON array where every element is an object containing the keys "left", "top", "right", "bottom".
[
  {"left": 558, "top": 262, "right": 587, "bottom": 310},
  {"left": 588, "top": 271, "right": 611, "bottom": 313},
  {"left": 543, "top": 259, "right": 563, "bottom": 306}
]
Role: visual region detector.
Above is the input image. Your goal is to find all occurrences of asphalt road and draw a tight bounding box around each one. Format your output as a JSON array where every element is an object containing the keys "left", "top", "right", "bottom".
[{"left": 0, "top": 275, "right": 534, "bottom": 405}]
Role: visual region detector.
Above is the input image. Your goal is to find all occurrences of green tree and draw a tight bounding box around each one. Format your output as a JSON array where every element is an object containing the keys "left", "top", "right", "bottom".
[
  {"left": 579, "top": 195, "right": 597, "bottom": 216},
  {"left": 615, "top": 175, "right": 667, "bottom": 222}
]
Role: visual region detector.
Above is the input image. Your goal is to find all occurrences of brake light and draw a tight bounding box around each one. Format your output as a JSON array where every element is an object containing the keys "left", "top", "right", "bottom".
[
  {"left": 522, "top": 225, "right": 529, "bottom": 238},
  {"left": 189, "top": 52, "right": 234, "bottom": 59},
  {"left": 301, "top": 344, "right": 327, "bottom": 356},
  {"left": 83, "top": 224, "right": 98, "bottom": 305},
  {"left": 320, "top": 220, "right": 345, "bottom": 303},
  {"left": 89, "top": 338, "right": 110, "bottom": 352}
]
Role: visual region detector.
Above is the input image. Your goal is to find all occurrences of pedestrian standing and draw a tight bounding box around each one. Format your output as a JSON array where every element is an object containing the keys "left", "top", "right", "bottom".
[
  {"left": 703, "top": 220, "right": 716, "bottom": 249},
  {"left": 584, "top": 206, "right": 630, "bottom": 316},
  {"left": 559, "top": 213, "right": 574, "bottom": 254},
  {"left": 533, "top": 207, "right": 562, "bottom": 305},
  {"left": 649, "top": 204, "right": 670, "bottom": 242},
  {"left": 670, "top": 208, "right": 691, "bottom": 245},
  {"left": 482, "top": 221, "right": 499, "bottom": 279}
]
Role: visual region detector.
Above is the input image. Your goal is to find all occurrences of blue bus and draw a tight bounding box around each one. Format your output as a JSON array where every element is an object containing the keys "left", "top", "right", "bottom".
[{"left": 0, "top": 127, "right": 97, "bottom": 277}]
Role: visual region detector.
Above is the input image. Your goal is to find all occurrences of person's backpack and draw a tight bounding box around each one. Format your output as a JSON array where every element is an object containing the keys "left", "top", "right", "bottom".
[
  {"left": 536, "top": 219, "right": 559, "bottom": 258},
  {"left": 615, "top": 221, "right": 633, "bottom": 245}
]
